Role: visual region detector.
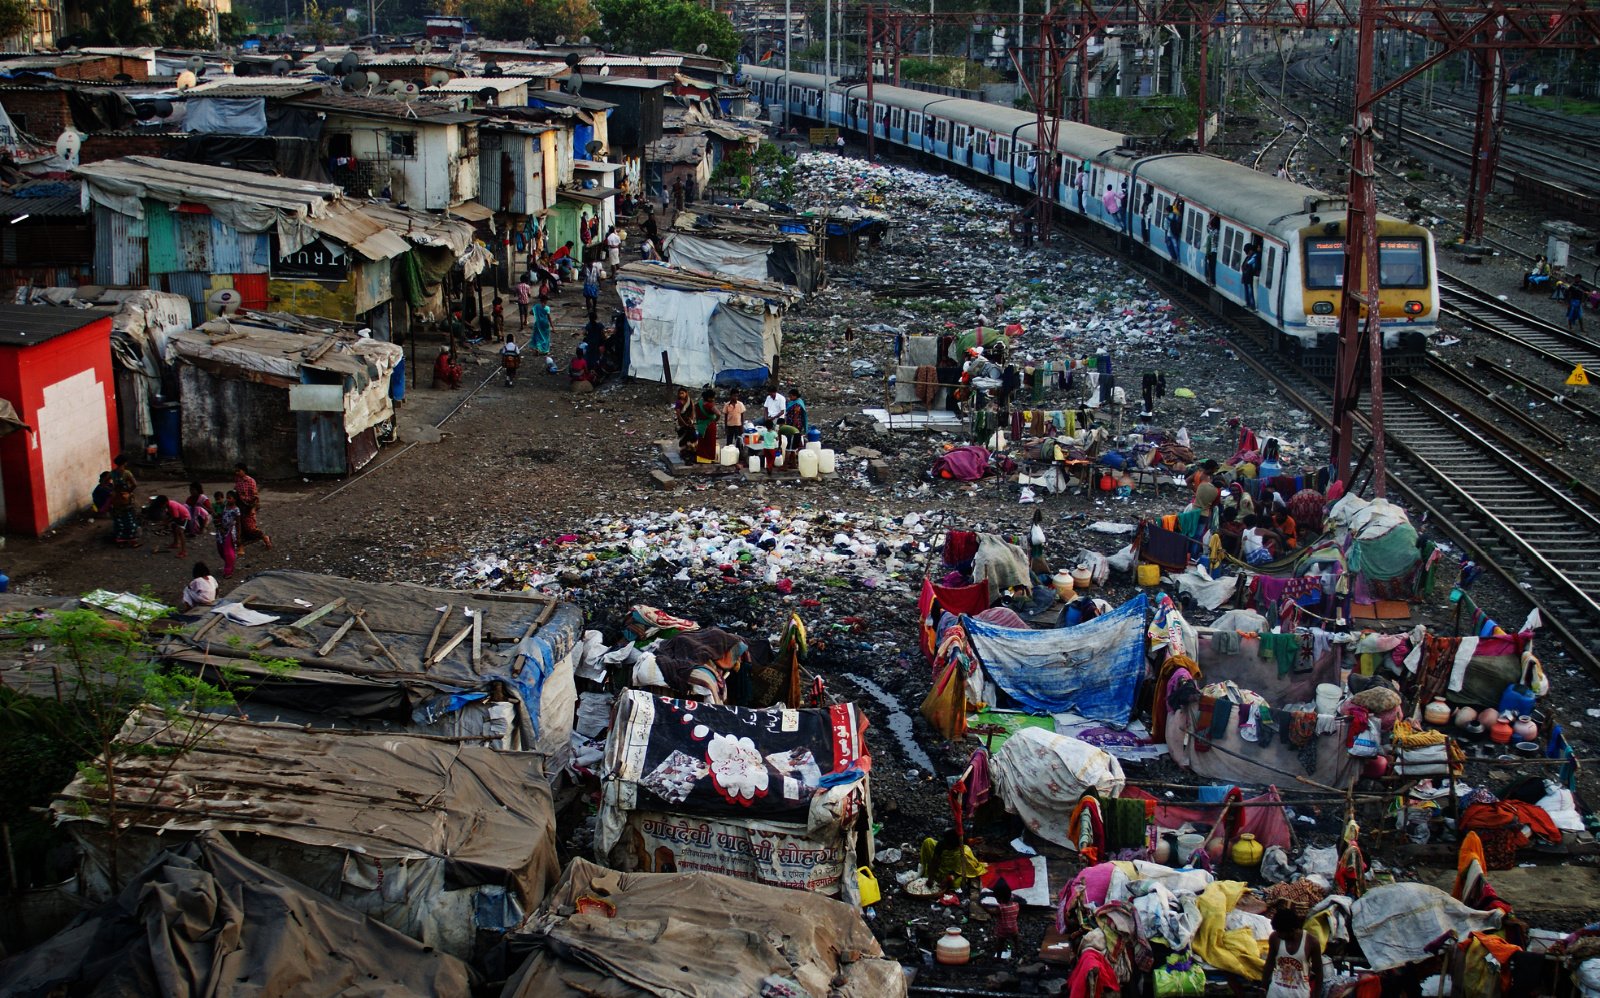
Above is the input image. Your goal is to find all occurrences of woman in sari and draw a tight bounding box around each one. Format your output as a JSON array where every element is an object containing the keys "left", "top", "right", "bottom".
[
  {"left": 674, "top": 387, "right": 696, "bottom": 457},
  {"left": 692, "top": 387, "right": 720, "bottom": 464},
  {"left": 531, "top": 296, "right": 552, "bottom": 355}
]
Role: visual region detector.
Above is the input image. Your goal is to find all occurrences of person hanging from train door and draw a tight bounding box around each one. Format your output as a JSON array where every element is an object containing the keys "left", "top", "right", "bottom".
[
  {"left": 1164, "top": 199, "right": 1184, "bottom": 260},
  {"left": 1074, "top": 160, "right": 1089, "bottom": 212},
  {"left": 1139, "top": 187, "right": 1155, "bottom": 244},
  {"left": 1242, "top": 240, "right": 1262, "bottom": 311},
  {"left": 1204, "top": 217, "right": 1221, "bottom": 287}
]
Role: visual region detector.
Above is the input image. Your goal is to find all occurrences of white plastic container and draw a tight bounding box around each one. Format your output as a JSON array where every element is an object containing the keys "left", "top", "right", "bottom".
[
  {"left": 818, "top": 448, "right": 837, "bottom": 474},
  {"left": 719, "top": 445, "right": 739, "bottom": 466},
  {"left": 806, "top": 440, "right": 822, "bottom": 452},
  {"left": 748, "top": 454, "right": 762, "bottom": 473},
  {"left": 797, "top": 448, "right": 820, "bottom": 479},
  {"left": 1316, "top": 683, "right": 1343, "bottom": 716}
]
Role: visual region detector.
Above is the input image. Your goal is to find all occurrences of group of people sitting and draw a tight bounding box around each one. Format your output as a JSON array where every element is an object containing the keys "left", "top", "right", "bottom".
[
  {"left": 1182, "top": 437, "right": 1332, "bottom": 571},
  {"left": 674, "top": 384, "right": 809, "bottom": 468}
]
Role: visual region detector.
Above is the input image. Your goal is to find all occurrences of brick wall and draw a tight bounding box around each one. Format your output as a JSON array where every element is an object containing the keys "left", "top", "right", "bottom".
[
  {"left": 0, "top": 89, "right": 71, "bottom": 141},
  {"left": 80, "top": 132, "right": 179, "bottom": 164},
  {"left": 55, "top": 55, "right": 148, "bottom": 83}
]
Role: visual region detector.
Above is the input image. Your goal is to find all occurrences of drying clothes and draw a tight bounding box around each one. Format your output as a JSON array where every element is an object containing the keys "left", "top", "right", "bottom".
[
  {"left": 1211, "top": 630, "right": 1242, "bottom": 656},
  {"left": 1286, "top": 711, "right": 1318, "bottom": 749},
  {"left": 943, "top": 530, "right": 979, "bottom": 567},
  {"left": 1103, "top": 795, "right": 1150, "bottom": 851},
  {"left": 1258, "top": 632, "right": 1301, "bottom": 677},
  {"left": 966, "top": 748, "right": 993, "bottom": 816},
  {"left": 1069, "top": 796, "right": 1107, "bottom": 862},
  {"left": 912, "top": 364, "right": 940, "bottom": 405},
  {"left": 1175, "top": 509, "right": 1205, "bottom": 539},
  {"left": 1068, "top": 949, "right": 1121, "bottom": 998},
  {"left": 1142, "top": 524, "right": 1193, "bottom": 571},
  {"left": 1152, "top": 655, "right": 1202, "bottom": 741},
  {"left": 972, "top": 533, "right": 1033, "bottom": 596},
  {"left": 1208, "top": 698, "right": 1235, "bottom": 739},
  {"left": 1255, "top": 704, "right": 1277, "bottom": 748}
]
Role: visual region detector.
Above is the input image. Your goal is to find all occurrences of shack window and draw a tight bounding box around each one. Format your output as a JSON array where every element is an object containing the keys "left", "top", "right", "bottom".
[
  {"left": 388, "top": 131, "right": 417, "bottom": 158},
  {"left": 1379, "top": 237, "right": 1428, "bottom": 288},
  {"left": 1304, "top": 237, "right": 1345, "bottom": 289}
]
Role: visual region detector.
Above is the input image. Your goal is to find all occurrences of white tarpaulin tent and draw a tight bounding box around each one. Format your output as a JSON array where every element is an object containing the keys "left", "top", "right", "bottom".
[
  {"left": 617, "top": 262, "right": 798, "bottom": 390},
  {"left": 991, "top": 726, "right": 1126, "bottom": 849}
]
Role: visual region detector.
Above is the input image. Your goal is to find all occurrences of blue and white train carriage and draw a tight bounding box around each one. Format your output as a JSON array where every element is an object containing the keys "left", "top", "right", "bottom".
[{"left": 745, "top": 65, "right": 1437, "bottom": 373}]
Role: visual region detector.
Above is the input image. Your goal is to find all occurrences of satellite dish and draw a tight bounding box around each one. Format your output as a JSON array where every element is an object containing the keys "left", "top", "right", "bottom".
[
  {"left": 176, "top": 69, "right": 198, "bottom": 89},
  {"left": 477, "top": 86, "right": 497, "bottom": 105},
  {"left": 206, "top": 288, "right": 242, "bottom": 318},
  {"left": 523, "top": 37, "right": 534, "bottom": 48},
  {"left": 186, "top": 55, "right": 205, "bottom": 74},
  {"left": 399, "top": 82, "right": 419, "bottom": 99},
  {"left": 55, "top": 130, "right": 80, "bottom": 166},
  {"left": 579, "top": 35, "right": 590, "bottom": 44},
  {"left": 151, "top": 98, "right": 173, "bottom": 118},
  {"left": 271, "top": 59, "right": 291, "bottom": 76},
  {"left": 412, "top": 38, "right": 427, "bottom": 54},
  {"left": 585, "top": 139, "right": 605, "bottom": 157},
  {"left": 483, "top": 61, "right": 502, "bottom": 77},
  {"left": 564, "top": 52, "right": 580, "bottom": 68},
  {"left": 342, "top": 70, "right": 366, "bottom": 91},
  {"left": 598, "top": 65, "right": 609, "bottom": 76},
  {"left": 564, "top": 72, "right": 583, "bottom": 95},
  {"left": 136, "top": 102, "right": 157, "bottom": 120},
  {"left": 696, "top": 43, "right": 708, "bottom": 54},
  {"left": 316, "top": 56, "right": 336, "bottom": 73},
  {"left": 365, "top": 70, "right": 381, "bottom": 87},
  {"left": 386, "top": 79, "right": 406, "bottom": 94},
  {"left": 339, "top": 51, "right": 359, "bottom": 73},
  {"left": 554, "top": 35, "right": 565, "bottom": 45},
  {"left": 429, "top": 69, "right": 450, "bottom": 86}
]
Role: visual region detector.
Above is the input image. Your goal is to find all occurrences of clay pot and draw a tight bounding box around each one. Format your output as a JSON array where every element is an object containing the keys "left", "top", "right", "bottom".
[
  {"left": 1489, "top": 717, "right": 1514, "bottom": 745},
  {"left": 1513, "top": 715, "right": 1539, "bottom": 742},
  {"left": 1423, "top": 697, "right": 1451, "bottom": 726},
  {"left": 1231, "top": 833, "right": 1264, "bottom": 867},
  {"left": 935, "top": 927, "right": 971, "bottom": 965},
  {"left": 1362, "top": 754, "right": 1390, "bottom": 778},
  {"left": 1478, "top": 707, "right": 1500, "bottom": 729},
  {"left": 1452, "top": 706, "right": 1478, "bottom": 728}
]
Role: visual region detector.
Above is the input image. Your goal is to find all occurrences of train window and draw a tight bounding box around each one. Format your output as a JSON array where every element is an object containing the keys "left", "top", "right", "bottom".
[
  {"left": 936, "top": 118, "right": 950, "bottom": 143},
  {"left": 1222, "top": 228, "right": 1245, "bottom": 269},
  {"left": 911, "top": 114, "right": 923, "bottom": 135},
  {"left": 1379, "top": 238, "right": 1428, "bottom": 288},
  {"left": 1304, "top": 238, "right": 1345, "bottom": 289},
  {"left": 891, "top": 107, "right": 904, "bottom": 129},
  {"left": 997, "top": 137, "right": 1010, "bottom": 161},
  {"left": 1264, "top": 246, "right": 1277, "bottom": 289},
  {"left": 874, "top": 104, "right": 887, "bottom": 123},
  {"left": 1155, "top": 193, "right": 1171, "bottom": 219},
  {"left": 1014, "top": 142, "right": 1030, "bottom": 166},
  {"left": 1184, "top": 209, "right": 1204, "bottom": 248}
]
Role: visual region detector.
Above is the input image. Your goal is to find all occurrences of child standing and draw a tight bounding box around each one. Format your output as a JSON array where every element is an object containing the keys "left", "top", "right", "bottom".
[
  {"left": 215, "top": 491, "right": 239, "bottom": 578},
  {"left": 990, "top": 879, "right": 1020, "bottom": 959},
  {"left": 492, "top": 295, "right": 505, "bottom": 336},
  {"left": 758, "top": 419, "right": 780, "bottom": 474},
  {"left": 515, "top": 279, "right": 532, "bottom": 328}
]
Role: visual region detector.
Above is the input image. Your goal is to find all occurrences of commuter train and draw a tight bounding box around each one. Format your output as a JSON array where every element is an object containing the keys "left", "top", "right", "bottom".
[{"left": 743, "top": 65, "right": 1437, "bottom": 374}]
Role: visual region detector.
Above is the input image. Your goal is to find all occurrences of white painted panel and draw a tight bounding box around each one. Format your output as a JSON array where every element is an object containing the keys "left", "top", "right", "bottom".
[
  {"left": 38, "top": 369, "right": 110, "bottom": 527},
  {"left": 289, "top": 383, "right": 345, "bottom": 412}
]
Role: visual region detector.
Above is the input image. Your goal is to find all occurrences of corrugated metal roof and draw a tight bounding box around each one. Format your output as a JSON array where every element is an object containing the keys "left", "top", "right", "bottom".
[
  {"left": 492, "top": 62, "right": 567, "bottom": 78},
  {"left": 0, "top": 180, "right": 84, "bottom": 218},
  {"left": 0, "top": 302, "right": 110, "bottom": 345},
  {"left": 183, "top": 78, "right": 321, "bottom": 99},
  {"left": 289, "top": 90, "right": 480, "bottom": 124},
  {"left": 579, "top": 56, "right": 682, "bottom": 68},
  {"left": 529, "top": 91, "right": 616, "bottom": 111},
  {"left": 645, "top": 134, "right": 708, "bottom": 165},
  {"left": 423, "top": 76, "right": 526, "bottom": 94}
]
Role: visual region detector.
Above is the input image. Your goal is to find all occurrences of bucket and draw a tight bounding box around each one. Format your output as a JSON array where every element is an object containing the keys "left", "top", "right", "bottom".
[
  {"left": 1175, "top": 832, "right": 1206, "bottom": 866},
  {"left": 798, "top": 449, "right": 820, "bottom": 479},
  {"left": 748, "top": 454, "right": 762, "bottom": 473},
  {"left": 1136, "top": 563, "right": 1160, "bottom": 587},
  {"left": 1196, "top": 783, "right": 1233, "bottom": 805},
  {"left": 1498, "top": 683, "right": 1535, "bottom": 718},
  {"left": 1316, "top": 683, "right": 1343, "bottom": 716},
  {"left": 856, "top": 866, "right": 881, "bottom": 907},
  {"left": 719, "top": 444, "right": 739, "bottom": 466}
]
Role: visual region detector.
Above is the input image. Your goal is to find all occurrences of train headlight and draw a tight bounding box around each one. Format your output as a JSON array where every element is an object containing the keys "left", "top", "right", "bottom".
[
  {"left": 1312, "top": 301, "right": 1334, "bottom": 315},
  {"left": 1404, "top": 300, "right": 1424, "bottom": 315}
]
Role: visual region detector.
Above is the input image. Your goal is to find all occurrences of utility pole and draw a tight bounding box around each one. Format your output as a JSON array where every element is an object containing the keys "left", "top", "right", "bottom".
[
  {"left": 825, "top": 0, "right": 832, "bottom": 94},
  {"left": 783, "top": 0, "right": 791, "bottom": 123}
]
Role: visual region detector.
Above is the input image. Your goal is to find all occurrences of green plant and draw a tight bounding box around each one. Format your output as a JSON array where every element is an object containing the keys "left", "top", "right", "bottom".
[
  {"left": 0, "top": 0, "right": 31, "bottom": 41},
  {"left": 898, "top": 56, "right": 1002, "bottom": 89},
  {"left": 593, "top": 0, "right": 738, "bottom": 61},
  {"left": 1, "top": 607, "right": 294, "bottom": 890},
  {"left": 720, "top": 140, "right": 797, "bottom": 200}
]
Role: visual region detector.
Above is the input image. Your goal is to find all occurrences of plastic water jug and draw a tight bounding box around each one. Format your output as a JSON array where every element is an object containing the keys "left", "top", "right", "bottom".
[
  {"left": 797, "top": 449, "right": 820, "bottom": 479},
  {"left": 719, "top": 445, "right": 739, "bottom": 466},
  {"left": 818, "top": 448, "right": 837, "bottom": 474}
]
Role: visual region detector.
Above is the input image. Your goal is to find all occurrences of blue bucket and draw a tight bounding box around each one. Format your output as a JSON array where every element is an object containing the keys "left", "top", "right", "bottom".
[{"left": 1197, "top": 784, "right": 1234, "bottom": 805}]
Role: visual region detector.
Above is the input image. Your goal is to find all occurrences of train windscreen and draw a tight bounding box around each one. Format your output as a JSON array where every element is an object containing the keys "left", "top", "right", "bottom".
[
  {"left": 1304, "top": 238, "right": 1344, "bottom": 289},
  {"left": 1378, "top": 238, "right": 1429, "bottom": 288}
]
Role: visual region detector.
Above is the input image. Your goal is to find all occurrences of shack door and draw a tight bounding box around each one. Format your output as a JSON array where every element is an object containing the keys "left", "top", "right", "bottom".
[{"left": 289, "top": 381, "right": 347, "bottom": 476}]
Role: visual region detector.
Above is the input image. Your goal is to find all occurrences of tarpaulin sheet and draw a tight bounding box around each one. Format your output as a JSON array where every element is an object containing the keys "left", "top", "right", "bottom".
[
  {"left": 965, "top": 593, "right": 1148, "bottom": 725},
  {"left": 708, "top": 302, "right": 771, "bottom": 388},
  {"left": 502, "top": 858, "right": 906, "bottom": 998},
  {"left": 1350, "top": 883, "right": 1503, "bottom": 972},
  {"left": 991, "top": 727, "right": 1125, "bottom": 848},
  {"left": 666, "top": 232, "right": 770, "bottom": 281},
  {"left": 620, "top": 279, "right": 721, "bottom": 387},
  {"left": 182, "top": 96, "right": 268, "bottom": 135},
  {"left": 603, "top": 690, "right": 869, "bottom": 824},
  {"left": 0, "top": 831, "right": 472, "bottom": 997}
]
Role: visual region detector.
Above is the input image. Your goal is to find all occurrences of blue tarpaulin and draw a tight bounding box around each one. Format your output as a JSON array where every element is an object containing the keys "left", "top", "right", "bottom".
[{"left": 962, "top": 593, "right": 1148, "bottom": 724}]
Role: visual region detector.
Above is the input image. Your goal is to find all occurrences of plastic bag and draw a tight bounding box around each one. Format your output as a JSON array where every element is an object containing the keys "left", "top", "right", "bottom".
[
  {"left": 1154, "top": 953, "right": 1205, "bottom": 997},
  {"left": 1348, "top": 717, "right": 1381, "bottom": 758}
]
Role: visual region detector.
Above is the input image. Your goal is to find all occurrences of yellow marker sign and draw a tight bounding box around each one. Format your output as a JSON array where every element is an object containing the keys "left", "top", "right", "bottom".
[{"left": 1567, "top": 364, "right": 1589, "bottom": 387}]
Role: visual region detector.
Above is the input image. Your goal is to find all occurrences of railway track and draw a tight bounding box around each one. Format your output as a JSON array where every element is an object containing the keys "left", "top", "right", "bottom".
[{"left": 1438, "top": 272, "right": 1600, "bottom": 373}]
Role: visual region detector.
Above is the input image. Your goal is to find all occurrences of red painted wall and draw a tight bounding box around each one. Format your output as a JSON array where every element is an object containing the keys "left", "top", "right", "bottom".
[{"left": 0, "top": 315, "right": 119, "bottom": 536}]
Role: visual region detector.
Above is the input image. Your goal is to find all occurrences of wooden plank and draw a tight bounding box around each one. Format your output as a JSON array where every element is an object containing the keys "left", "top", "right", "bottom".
[
  {"left": 511, "top": 598, "right": 560, "bottom": 676},
  {"left": 431, "top": 621, "right": 474, "bottom": 664},
  {"left": 471, "top": 609, "right": 483, "bottom": 665},
  {"left": 316, "top": 615, "right": 357, "bottom": 657},
  {"left": 461, "top": 591, "right": 559, "bottom": 606},
  {"left": 288, "top": 598, "right": 346, "bottom": 631},
  {"left": 423, "top": 604, "right": 452, "bottom": 662},
  {"left": 353, "top": 610, "right": 404, "bottom": 671}
]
